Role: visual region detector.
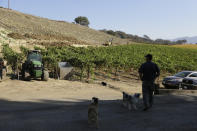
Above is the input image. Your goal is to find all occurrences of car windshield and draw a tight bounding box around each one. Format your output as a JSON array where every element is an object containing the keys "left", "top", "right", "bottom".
[
  {"left": 174, "top": 72, "right": 191, "bottom": 78},
  {"left": 28, "top": 53, "right": 42, "bottom": 61}
]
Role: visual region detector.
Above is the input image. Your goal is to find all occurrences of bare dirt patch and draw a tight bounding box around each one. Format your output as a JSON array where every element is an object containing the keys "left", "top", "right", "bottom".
[{"left": 7, "top": 33, "right": 25, "bottom": 39}]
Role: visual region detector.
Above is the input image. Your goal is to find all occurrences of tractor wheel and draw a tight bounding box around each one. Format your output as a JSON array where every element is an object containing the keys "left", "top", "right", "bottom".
[{"left": 42, "top": 71, "right": 49, "bottom": 81}]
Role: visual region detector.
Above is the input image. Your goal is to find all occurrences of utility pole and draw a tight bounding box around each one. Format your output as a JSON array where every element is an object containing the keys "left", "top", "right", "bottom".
[{"left": 8, "top": 0, "right": 10, "bottom": 9}]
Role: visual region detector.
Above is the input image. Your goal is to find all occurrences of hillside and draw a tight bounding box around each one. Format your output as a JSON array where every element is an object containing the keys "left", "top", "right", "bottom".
[
  {"left": 173, "top": 36, "right": 197, "bottom": 44},
  {"left": 0, "top": 7, "right": 128, "bottom": 46}
]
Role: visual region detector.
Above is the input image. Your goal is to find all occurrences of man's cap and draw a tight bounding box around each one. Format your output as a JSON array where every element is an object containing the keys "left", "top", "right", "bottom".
[{"left": 145, "top": 54, "right": 153, "bottom": 59}]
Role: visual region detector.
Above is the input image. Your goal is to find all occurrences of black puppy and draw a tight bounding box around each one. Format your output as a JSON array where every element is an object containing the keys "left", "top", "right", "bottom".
[{"left": 122, "top": 92, "right": 129, "bottom": 107}]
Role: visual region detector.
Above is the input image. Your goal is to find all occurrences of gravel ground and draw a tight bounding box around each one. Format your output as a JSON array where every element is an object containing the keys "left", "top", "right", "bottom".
[{"left": 0, "top": 79, "right": 196, "bottom": 131}]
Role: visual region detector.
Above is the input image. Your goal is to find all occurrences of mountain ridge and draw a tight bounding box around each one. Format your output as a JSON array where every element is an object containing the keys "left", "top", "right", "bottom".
[{"left": 173, "top": 36, "right": 197, "bottom": 44}]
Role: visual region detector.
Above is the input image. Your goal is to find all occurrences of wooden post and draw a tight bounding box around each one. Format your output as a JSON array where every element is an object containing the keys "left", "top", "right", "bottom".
[{"left": 8, "top": 0, "right": 10, "bottom": 9}]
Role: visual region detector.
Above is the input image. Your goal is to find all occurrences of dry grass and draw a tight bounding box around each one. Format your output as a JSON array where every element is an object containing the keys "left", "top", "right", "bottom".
[
  {"left": 0, "top": 8, "right": 128, "bottom": 45},
  {"left": 172, "top": 44, "right": 197, "bottom": 49}
]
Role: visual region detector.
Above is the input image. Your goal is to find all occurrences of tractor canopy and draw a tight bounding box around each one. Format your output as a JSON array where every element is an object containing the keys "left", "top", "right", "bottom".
[{"left": 27, "top": 51, "right": 42, "bottom": 62}]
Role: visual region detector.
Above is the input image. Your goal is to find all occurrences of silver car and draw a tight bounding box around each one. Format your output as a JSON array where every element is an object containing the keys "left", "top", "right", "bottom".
[{"left": 162, "top": 71, "right": 197, "bottom": 89}]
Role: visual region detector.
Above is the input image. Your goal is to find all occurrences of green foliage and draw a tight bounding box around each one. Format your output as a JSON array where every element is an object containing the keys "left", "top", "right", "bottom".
[
  {"left": 74, "top": 16, "right": 90, "bottom": 27},
  {"left": 20, "top": 46, "right": 29, "bottom": 56},
  {"left": 34, "top": 44, "right": 197, "bottom": 80},
  {"left": 2, "top": 44, "right": 197, "bottom": 80},
  {"left": 2, "top": 44, "right": 24, "bottom": 72}
]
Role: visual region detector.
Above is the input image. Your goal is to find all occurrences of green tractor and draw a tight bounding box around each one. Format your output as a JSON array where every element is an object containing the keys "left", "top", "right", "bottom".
[{"left": 21, "top": 50, "right": 49, "bottom": 81}]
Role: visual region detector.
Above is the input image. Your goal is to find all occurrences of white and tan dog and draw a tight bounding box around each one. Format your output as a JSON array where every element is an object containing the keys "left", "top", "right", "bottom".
[{"left": 122, "top": 92, "right": 141, "bottom": 110}]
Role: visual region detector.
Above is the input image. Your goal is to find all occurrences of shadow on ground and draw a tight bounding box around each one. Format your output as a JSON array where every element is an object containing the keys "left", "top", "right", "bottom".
[{"left": 0, "top": 95, "right": 197, "bottom": 131}]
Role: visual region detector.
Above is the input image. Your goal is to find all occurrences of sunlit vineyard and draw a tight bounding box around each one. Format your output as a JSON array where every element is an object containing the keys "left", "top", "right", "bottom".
[
  {"left": 2, "top": 44, "right": 197, "bottom": 80},
  {"left": 172, "top": 44, "right": 197, "bottom": 49}
]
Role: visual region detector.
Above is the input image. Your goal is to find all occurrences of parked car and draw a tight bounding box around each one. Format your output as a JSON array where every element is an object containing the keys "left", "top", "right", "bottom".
[
  {"left": 162, "top": 71, "right": 197, "bottom": 89},
  {"left": 182, "top": 73, "right": 197, "bottom": 89}
]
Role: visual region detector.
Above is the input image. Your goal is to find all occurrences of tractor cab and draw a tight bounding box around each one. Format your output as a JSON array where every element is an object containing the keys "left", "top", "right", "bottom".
[{"left": 27, "top": 50, "right": 42, "bottom": 62}]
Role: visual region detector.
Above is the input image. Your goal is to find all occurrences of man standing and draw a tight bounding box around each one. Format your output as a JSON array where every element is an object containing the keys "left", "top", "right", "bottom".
[{"left": 138, "top": 54, "right": 160, "bottom": 111}]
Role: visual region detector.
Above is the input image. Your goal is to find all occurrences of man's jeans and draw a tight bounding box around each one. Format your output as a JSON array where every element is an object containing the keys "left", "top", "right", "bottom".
[{"left": 142, "top": 81, "right": 154, "bottom": 108}]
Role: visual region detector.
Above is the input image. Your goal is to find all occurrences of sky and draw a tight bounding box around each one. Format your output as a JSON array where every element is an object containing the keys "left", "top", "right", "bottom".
[{"left": 0, "top": 0, "right": 197, "bottom": 39}]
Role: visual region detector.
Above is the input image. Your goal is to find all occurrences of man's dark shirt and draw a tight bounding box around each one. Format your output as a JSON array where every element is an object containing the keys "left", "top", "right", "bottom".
[{"left": 138, "top": 61, "right": 160, "bottom": 81}]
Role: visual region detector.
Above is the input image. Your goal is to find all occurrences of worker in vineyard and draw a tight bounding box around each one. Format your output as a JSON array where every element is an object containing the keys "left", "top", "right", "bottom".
[
  {"left": 0, "top": 58, "right": 4, "bottom": 80},
  {"left": 138, "top": 54, "right": 160, "bottom": 111}
]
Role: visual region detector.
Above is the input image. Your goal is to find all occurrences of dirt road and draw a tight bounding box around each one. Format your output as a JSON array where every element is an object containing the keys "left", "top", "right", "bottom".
[{"left": 0, "top": 79, "right": 197, "bottom": 131}]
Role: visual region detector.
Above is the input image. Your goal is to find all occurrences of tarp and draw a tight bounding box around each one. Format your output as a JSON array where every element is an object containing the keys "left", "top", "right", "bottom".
[{"left": 58, "top": 62, "right": 73, "bottom": 80}]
